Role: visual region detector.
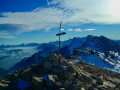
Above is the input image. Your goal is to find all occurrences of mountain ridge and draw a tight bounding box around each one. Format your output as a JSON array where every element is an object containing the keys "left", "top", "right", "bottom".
[{"left": 9, "top": 35, "right": 120, "bottom": 73}]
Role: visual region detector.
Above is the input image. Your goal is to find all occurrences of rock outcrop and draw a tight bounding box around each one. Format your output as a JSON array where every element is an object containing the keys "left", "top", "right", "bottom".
[{"left": 0, "top": 54, "right": 120, "bottom": 90}]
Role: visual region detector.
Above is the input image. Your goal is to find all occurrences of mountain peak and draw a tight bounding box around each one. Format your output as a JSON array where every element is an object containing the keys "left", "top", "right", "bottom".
[{"left": 82, "top": 35, "right": 120, "bottom": 52}]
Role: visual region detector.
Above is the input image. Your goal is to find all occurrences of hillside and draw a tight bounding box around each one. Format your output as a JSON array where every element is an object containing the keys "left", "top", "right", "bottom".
[
  {"left": 61, "top": 37, "right": 85, "bottom": 58},
  {"left": 9, "top": 52, "right": 44, "bottom": 72},
  {"left": 0, "top": 67, "right": 8, "bottom": 78},
  {"left": 0, "top": 54, "right": 120, "bottom": 90},
  {"left": 73, "top": 47, "right": 120, "bottom": 73}
]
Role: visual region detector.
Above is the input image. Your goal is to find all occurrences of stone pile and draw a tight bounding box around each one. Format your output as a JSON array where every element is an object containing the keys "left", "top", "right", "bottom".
[{"left": 0, "top": 54, "right": 120, "bottom": 90}]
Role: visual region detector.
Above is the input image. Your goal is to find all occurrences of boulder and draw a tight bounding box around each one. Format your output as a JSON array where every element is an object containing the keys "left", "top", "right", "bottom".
[
  {"left": 49, "top": 54, "right": 59, "bottom": 63},
  {"left": 80, "top": 88, "right": 85, "bottom": 90},
  {"left": 62, "top": 66, "right": 68, "bottom": 71},
  {"left": 46, "top": 75, "right": 55, "bottom": 87},
  {"left": 82, "top": 74, "right": 92, "bottom": 81},
  {"left": 55, "top": 82, "right": 62, "bottom": 88},
  {"left": 32, "top": 76, "right": 44, "bottom": 87},
  {"left": 65, "top": 72, "right": 76, "bottom": 79},
  {"left": 58, "top": 88, "right": 65, "bottom": 90},
  {"left": 0, "top": 82, "right": 9, "bottom": 90}
]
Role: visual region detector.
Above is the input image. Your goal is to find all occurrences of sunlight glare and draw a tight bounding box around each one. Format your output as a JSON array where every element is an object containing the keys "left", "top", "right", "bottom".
[{"left": 110, "top": 0, "right": 120, "bottom": 16}]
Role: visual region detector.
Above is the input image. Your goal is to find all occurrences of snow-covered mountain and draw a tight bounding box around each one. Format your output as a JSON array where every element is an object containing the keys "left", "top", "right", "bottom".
[
  {"left": 59, "top": 35, "right": 120, "bottom": 73},
  {"left": 61, "top": 35, "right": 120, "bottom": 57},
  {"left": 61, "top": 37, "right": 86, "bottom": 58},
  {"left": 7, "top": 35, "right": 120, "bottom": 73},
  {"left": 73, "top": 47, "right": 120, "bottom": 73},
  {"left": 82, "top": 35, "right": 120, "bottom": 52}
]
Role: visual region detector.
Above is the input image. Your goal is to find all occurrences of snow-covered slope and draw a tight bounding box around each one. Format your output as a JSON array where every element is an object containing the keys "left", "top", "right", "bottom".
[
  {"left": 61, "top": 35, "right": 120, "bottom": 58},
  {"left": 61, "top": 37, "right": 85, "bottom": 58},
  {"left": 74, "top": 48, "right": 120, "bottom": 73}
]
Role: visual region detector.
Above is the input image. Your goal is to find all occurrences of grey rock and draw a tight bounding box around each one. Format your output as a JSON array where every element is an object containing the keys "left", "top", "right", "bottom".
[
  {"left": 46, "top": 75, "right": 55, "bottom": 87},
  {"left": 58, "top": 88, "right": 65, "bottom": 90},
  {"left": 55, "top": 82, "right": 62, "bottom": 88},
  {"left": 32, "top": 76, "right": 44, "bottom": 87}
]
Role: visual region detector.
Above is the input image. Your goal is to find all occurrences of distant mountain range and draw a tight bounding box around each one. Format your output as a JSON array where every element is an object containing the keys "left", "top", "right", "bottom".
[
  {"left": 0, "top": 43, "right": 41, "bottom": 48},
  {"left": 0, "top": 39, "right": 73, "bottom": 48},
  {"left": 9, "top": 35, "right": 120, "bottom": 73}
]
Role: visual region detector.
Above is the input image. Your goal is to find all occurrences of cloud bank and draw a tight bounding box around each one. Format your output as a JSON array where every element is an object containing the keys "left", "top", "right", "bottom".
[
  {"left": 67, "top": 28, "right": 96, "bottom": 32},
  {"left": 0, "top": 0, "right": 120, "bottom": 38}
]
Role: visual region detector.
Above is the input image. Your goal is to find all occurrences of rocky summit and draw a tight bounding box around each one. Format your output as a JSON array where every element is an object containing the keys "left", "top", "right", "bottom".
[{"left": 0, "top": 54, "right": 120, "bottom": 90}]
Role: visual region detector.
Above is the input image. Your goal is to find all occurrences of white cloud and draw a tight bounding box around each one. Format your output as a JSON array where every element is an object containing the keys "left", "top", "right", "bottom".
[
  {"left": 69, "top": 28, "right": 96, "bottom": 32},
  {"left": 51, "top": 0, "right": 120, "bottom": 24},
  {"left": 84, "top": 29, "right": 96, "bottom": 31},
  {"left": 0, "top": 32, "right": 15, "bottom": 38},
  {"left": 0, "top": 8, "right": 65, "bottom": 34},
  {"left": 61, "top": 28, "right": 64, "bottom": 31},
  {"left": 45, "top": 28, "right": 50, "bottom": 32},
  {"left": 74, "top": 28, "right": 82, "bottom": 32},
  {"left": 68, "top": 29, "right": 73, "bottom": 31},
  {"left": 0, "top": 0, "right": 120, "bottom": 35}
]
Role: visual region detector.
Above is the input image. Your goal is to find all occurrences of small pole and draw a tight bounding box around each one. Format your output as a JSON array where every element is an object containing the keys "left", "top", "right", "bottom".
[{"left": 59, "top": 21, "right": 62, "bottom": 55}]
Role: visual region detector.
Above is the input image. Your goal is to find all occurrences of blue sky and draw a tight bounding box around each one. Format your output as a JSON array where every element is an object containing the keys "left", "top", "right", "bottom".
[{"left": 0, "top": 0, "right": 120, "bottom": 45}]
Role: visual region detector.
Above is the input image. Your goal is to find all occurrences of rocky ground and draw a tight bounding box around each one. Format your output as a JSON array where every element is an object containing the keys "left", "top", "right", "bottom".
[{"left": 0, "top": 54, "right": 120, "bottom": 90}]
